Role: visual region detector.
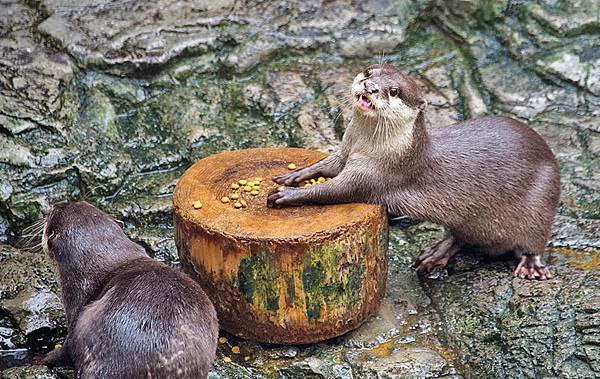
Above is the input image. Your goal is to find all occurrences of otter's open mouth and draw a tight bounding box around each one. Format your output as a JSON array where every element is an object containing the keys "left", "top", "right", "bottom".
[{"left": 356, "top": 94, "right": 375, "bottom": 112}]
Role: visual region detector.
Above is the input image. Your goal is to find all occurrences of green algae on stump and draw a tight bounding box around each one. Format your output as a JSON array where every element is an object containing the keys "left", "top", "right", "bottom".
[{"left": 173, "top": 147, "right": 388, "bottom": 344}]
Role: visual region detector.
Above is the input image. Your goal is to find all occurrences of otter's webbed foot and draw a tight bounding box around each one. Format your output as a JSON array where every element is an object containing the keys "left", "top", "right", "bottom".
[
  {"left": 267, "top": 186, "right": 307, "bottom": 208},
  {"left": 273, "top": 167, "right": 320, "bottom": 186},
  {"left": 413, "top": 236, "right": 462, "bottom": 273},
  {"left": 514, "top": 255, "right": 552, "bottom": 280}
]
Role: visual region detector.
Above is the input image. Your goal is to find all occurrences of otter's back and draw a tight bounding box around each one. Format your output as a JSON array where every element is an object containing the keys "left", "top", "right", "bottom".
[
  {"left": 72, "top": 258, "right": 218, "bottom": 379},
  {"left": 412, "top": 115, "right": 560, "bottom": 225},
  {"left": 427, "top": 116, "right": 556, "bottom": 165}
]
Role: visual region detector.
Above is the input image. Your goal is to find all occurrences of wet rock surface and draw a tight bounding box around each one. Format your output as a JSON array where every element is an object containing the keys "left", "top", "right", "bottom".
[{"left": 1, "top": 0, "right": 598, "bottom": 377}]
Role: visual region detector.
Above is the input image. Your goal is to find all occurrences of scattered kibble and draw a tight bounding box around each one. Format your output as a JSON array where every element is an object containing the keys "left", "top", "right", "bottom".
[
  {"left": 231, "top": 346, "right": 241, "bottom": 354},
  {"left": 224, "top": 174, "right": 271, "bottom": 209},
  {"left": 287, "top": 163, "right": 297, "bottom": 170},
  {"left": 244, "top": 356, "right": 251, "bottom": 362},
  {"left": 221, "top": 197, "right": 230, "bottom": 203},
  {"left": 302, "top": 176, "right": 332, "bottom": 187},
  {"left": 55, "top": 343, "right": 63, "bottom": 349},
  {"left": 223, "top": 356, "right": 232, "bottom": 363},
  {"left": 218, "top": 337, "right": 227, "bottom": 344},
  {"left": 192, "top": 201, "right": 203, "bottom": 209}
]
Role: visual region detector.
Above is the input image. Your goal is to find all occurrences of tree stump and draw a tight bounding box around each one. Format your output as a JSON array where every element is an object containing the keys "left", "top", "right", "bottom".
[{"left": 173, "top": 147, "right": 388, "bottom": 344}]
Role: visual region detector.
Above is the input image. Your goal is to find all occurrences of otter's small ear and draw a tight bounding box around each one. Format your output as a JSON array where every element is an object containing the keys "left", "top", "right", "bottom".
[{"left": 418, "top": 99, "right": 427, "bottom": 111}]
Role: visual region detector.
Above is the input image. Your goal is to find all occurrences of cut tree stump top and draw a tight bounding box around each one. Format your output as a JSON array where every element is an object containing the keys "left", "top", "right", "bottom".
[{"left": 173, "top": 147, "right": 382, "bottom": 241}]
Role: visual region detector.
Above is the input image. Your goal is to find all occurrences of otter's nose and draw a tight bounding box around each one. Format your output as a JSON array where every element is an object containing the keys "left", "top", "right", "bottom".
[{"left": 364, "top": 81, "right": 378, "bottom": 94}]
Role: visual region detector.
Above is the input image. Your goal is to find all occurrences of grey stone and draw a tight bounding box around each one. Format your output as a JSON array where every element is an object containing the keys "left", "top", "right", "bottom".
[
  {"left": 1, "top": 365, "right": 58, "bottom": 379},
  {"left": 355, "top": 346, "right": 456, "bottom": 379},
  {"left": 527, "top": 1, "right": 600, "bottom": 36},
  {"left": 0, "top": 245, "right": 65, "bottom": 350},
  {"left": 422, "top": 260, "right": 600, "bottom": 378},
  {"left": 297, "top": 102, "right": 339, "bottom": 152},
  {"left": 0, "top": 31, "right": 73, "bottom": 127},
  {"left": 536, "top": 51, "right": 600, "bottom": 96},
  {"left": 37, "top": 0, "right": 233, "bottom": 73}
]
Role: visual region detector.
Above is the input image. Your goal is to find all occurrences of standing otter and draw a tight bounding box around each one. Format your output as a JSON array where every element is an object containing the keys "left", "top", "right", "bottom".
[
  {"left": 268, "top": 64, "right": 560, "bottom": 280},
  {"left": 41, "top": 201, "right": 218, "bottom": 378}
]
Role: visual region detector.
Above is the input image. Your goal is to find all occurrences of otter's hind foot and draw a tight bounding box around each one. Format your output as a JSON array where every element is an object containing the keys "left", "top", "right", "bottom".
[
  {"left": 514, "top": 255, "right": 552, "bottom": 280},
  {"left": 413, "top": 236, "right": 463, "bottom": 273}
]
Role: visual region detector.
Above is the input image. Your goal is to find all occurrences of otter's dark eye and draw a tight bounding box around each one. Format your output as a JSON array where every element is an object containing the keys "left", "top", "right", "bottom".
[
  {"left": 389, "top": 88, "right": 399, "bottom": 97},
  {"left": 363, "top": 68, "right": 373, "bottom": 78}
]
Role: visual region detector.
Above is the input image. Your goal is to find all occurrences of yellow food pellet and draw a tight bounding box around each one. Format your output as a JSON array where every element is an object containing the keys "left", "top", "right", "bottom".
[
  {"left": 304, "top": 183, "right": 311, "bottom": 187},
  {"left": 218, "top": 337, "right": 227, "bottom": 344},
  {"left": 243, "top": 185, "right": 252, "bottom": 192},
  {"left": 287, "top": 163, "right": 297, "bottom": 170},
  {"left": 238, "top": 179, "right": 247, "bottom": 185},
  {"left": 223, "top": 356, "right": 232, "bottom": 363},
  {"left": 230, "top": 183, "right": 240, "bottom": 189},
  {"left": 326, "top": 177, "right": 331, "bottom": 181},
  {"left": 192, "top": 201, "right": 203, "bottom": 209},
  {"left": 310, "top": 178, "right": 317, "bottom": 184},
  {"left": 221, "top": 197, "right": 230, "bottom": 203},
  {"left": 231, "top": 346, "right": 241, "bottom": 354},
  {"left": 240, "top": 200, "right": 247, "bottom": 207},
  {"left": 252, "top": 186, "right": 260, "bottom": 191},
  {"left": 234, "top": 202, "right": 242, "bottom": 208},
  {"left": 255, "top": 177, "right": 263, "bottom": 182},
  {"left": 250, "top": 190, "right": 259, "bottom": 196},
  {"left": 55, "top": 343, "right": 63, "bottom": 349},
  {"left": 317, "top": 177, "right": 326, "bottom": 183},
  {"left": 230, "top": 193, "right": 240, "bottom": 200},
  {"left": 244, "top": 356, "right": 251, "bottom": 362}
]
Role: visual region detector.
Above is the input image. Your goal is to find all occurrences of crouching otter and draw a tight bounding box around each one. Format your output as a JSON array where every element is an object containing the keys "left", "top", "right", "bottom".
[
  {"left": 268, "top": 64, "right": 560, "bottom": 280},
  {"left": 41, "top": 201, "right": 218, "bottom": 378}
]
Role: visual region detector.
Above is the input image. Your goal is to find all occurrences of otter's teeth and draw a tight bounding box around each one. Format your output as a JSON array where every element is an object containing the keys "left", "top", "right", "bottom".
[{"left": 357, "top": 95, "right": 374, "bottom": 111}]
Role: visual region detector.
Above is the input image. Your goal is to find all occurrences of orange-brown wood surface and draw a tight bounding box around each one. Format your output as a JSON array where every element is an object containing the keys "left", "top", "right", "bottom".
[{"left": 173, "top": 147, "right": 388, "bottom": 344}]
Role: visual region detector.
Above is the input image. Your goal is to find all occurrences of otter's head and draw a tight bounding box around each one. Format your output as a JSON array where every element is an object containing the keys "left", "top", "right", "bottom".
[
  {"left": 352, "top": 64, "right": 426, "bottom": 125},
  {"left": 43, "top": 201, "right": 128, "bottom": 262}
]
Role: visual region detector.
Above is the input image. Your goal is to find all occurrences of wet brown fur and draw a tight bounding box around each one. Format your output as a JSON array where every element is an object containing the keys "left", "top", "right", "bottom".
[
  {"left": 41, "top": 201, "right": 218, "bottom": 378},
  {"left": 269, "top": 64, "right": 560, "bottom": 279}
]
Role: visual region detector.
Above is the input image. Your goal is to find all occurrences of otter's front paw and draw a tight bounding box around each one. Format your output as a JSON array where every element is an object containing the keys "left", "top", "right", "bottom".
[
  {"left": 267, "top": 186, "right": 306, "bottom": 208},
  {"left": 273, "top": 168, "right": 315, "bottom": 186}
]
